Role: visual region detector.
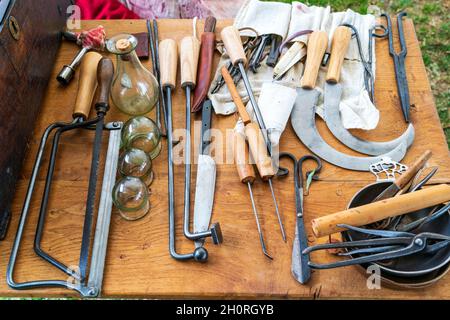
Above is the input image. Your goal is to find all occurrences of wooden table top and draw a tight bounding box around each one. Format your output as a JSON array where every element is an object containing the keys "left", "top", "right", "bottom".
[{"left": 0, "top": 19, "right": 449, "bottom": 299}]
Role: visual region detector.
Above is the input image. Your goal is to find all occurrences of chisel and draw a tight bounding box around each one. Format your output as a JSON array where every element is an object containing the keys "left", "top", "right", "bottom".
[
  {"left": 233, "top": 129, "right": 272, "bottom": 259},
  {"left": 222, "top": 66, "right": 286, "bottom": 242}
]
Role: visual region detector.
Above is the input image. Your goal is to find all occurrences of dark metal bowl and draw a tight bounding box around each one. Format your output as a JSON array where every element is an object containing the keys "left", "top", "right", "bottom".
[{"left": 343, "top": 181, "right": 450, "bottom": 279}]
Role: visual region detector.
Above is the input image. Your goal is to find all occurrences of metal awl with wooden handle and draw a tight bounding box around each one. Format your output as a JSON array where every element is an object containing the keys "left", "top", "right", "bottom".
[{"left": 222, "top": 66, "right": 286, "bottom": 242}]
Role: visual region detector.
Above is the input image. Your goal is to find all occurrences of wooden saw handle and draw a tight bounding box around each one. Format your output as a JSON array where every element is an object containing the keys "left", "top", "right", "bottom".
[
  {"left": 233, "top": 130, "right": 256, "bottom": 184},
  {"left": 94, "top": 57, "right": 114, "bottom": 111},
  {"left": 72, "top": 52, "right": 103, "bottom": 119},
  {"left": 326, "top": 26, "right": 351, "bottom": 83},
  {"left": 180, "top": 36, "right": 200, "bottom": 88},
  {"left": 245, "top": 122, "right": 275, "bottom": 180},
  {"left": 221, "top": 66, "right": 251, "bottom": 125},
  {"left": 159, "top": 39, "right": 178, "bottom": 89},
  {"left": 394, "top": 150, "right": 432, "bottom": 189},
  {"left": 300, "top": 31, "right": 328, "bottom": 89},
  {"left": 220, "top": 26, "right": 247, "bottom": 66},
  {"left": 311, "top": 184, "right": 450, "bottom": 238}
]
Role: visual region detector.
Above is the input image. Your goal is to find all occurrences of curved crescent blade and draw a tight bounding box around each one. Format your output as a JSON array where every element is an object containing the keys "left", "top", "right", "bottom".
[
  {"left": 324, "top": 83, "right": 415, "bottom": 155},
  {"left": 291, "top": 89, "right": 408, "bottom": 171},
  {"left": 193, "top": 154, "right": 216, "bottom": 247}
]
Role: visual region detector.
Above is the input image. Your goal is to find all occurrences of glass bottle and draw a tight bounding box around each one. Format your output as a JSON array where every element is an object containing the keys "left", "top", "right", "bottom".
[
  {"left": 106, "top": 34, "right": 159, "bottom": 116},
  {"left": 118, "top": 148, "right": 154, "bottom": 186},
  {"left": 121, "top": 116, "right": 162, "bottom": 159},
  {"left": 112, "top": 176, "right": 150, "bottom": 221}
]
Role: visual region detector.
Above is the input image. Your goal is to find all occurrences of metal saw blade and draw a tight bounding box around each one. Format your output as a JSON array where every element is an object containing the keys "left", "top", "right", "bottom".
[
  {"left": 323, "top": 82, "right": 415, "bottom": 155},
  {"left": 291, "top": 88, "right": 408, "bottom": 171}
]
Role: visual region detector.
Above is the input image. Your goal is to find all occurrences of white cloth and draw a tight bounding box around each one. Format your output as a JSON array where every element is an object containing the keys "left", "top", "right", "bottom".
[
  {"left": 234, "top": 0, "right": 292, "bottom": 39},
  {"left": 210, "top": 1, "right": 379, "bottom": 132},
  {"left": 258, "top": 82, "right": 297, "bottom": 146},
  {"left": 288, "top": 4, "right": 379, "bottom": 129}
]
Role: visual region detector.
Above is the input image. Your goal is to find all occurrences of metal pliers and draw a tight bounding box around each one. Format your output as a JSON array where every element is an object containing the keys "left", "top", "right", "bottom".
[
  {"left": 304, "top": 224, "right": 450, "bottom": 269},
  {"left": 382, "top": 12, "right": 411, "bottom": 122}
]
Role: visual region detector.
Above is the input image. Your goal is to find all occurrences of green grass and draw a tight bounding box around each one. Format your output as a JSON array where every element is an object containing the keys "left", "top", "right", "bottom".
[{"left": 268, "top": 0, "right": 450, "bottom": 147}]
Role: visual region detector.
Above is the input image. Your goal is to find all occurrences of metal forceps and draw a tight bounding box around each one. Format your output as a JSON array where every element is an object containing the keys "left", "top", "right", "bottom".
[
  {"left": 279, "top": 153, "right": 322, "bottom": 284},
  {"left": 381, "top": 12, "right": 411, "bottom": 122},
  {"left": 304, "top": 225, "right": 450, "bottom": 269}
]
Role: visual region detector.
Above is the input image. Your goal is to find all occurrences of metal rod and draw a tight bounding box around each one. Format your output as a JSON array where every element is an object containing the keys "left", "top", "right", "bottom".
[
  {"left": 268, "top": 178, "right": 286, "bottom": 242},
  {"left": 248, "top": 182, "right": 273, "bottom": 260},
  {"left": 147, "top": 20, "right": 162, "bottom": 133},
  {"left": 237, "top": 62, "right": 286, "bottom": 242},
  {"left": 238, "top": 62, "right": 271, "bottom": 153},
  {"left": 165, "top": 87, "right": 207, "bottom": 261}
]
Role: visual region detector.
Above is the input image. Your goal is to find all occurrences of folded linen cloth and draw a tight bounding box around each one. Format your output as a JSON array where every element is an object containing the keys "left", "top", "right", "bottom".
[{"left": 210, "top": 0, "right": 379, "bottom": 138}]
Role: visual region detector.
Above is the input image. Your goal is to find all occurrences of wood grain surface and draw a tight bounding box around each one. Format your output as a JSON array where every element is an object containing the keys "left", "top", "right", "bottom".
[{"left": 0, "top": 19, "right": 449, "bottom": 299}]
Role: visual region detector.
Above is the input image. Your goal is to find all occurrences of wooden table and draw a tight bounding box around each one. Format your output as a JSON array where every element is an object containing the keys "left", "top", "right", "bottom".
[{"left": 0, "top": 19, "right": 449, "bottom": 299}]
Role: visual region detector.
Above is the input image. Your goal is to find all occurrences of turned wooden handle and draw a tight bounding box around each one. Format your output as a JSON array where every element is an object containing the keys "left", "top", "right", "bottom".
[
  {"left": 72, "top": 52, "right": 103, "bottom": 119},
  {"left": 326, "top": 26, "right": 351, "bottom": 83},
  {"left": 220, "top": 26, "right": 247, "bottom": 66},
  {"left": 159, "top": 39, "right": 178, "bottom": 89},
  {"left": 300, "top": 31, "right": 328, "bottom": 89},
  {"left": 93, "top": 57, "right": 114, "bottom": 111},
  {"left": 395, "top": 150, "right": 432, "bottom": 189},
  {"left": 233, "top": 130, "right": 256, "bottom": 184},
  {"left": 311, "top": 184, "right": 450, "bottom": 238},
  {"left": 180, "top": 36, "right": 200, "bottom": 88},
  {"left": 245, "top": 122, "right": 275, "bottom": 180},
  {"left": 221, "top": 66, "right": 251, "bottom": 125}
]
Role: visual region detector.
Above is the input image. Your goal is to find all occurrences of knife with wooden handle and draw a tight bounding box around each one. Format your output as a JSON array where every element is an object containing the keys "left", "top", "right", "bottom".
[
  {"left": 373, "top": 150, "right": 432, "bottom": 202},
  {"left": 192, "top": 16, "right": 217, "bottom": 112}
]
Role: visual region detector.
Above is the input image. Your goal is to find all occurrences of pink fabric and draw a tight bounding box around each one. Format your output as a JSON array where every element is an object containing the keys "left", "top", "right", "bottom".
[
  {"left": 76, "top": 0, "right": 141, "bottom": 19},
  {"left": 75, "top": 25, "right": 107, "bottom": 50},
  {"left": 122, "top": 0, "right": 243, "bottom": 19}
]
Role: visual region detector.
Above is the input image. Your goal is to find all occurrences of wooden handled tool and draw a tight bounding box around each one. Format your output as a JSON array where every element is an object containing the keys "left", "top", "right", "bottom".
[
  {"left": 94, "top": 58, "right": 115, "bottom": 111},
  {"left": 221, "top": 67, "right": 275, "bottom": 180},
  {"left": 374, "top": 150, "right": 433, "bottom": 201},
  {"left": 326, "top": 26, "right": 352, "bottom": 83},
  {"left": 180, "top": 36, "right": 200, "bottom": 88},
  {"left": 233, "top": 129, "right": 256, "bottom": 184},
  {"left": 73, "top": 52, "right": 103, "bottom": 119},
  {"left": 233, "top": 130, "right": 272, "bottom": 259},
  {"left": 300, "top": 31, "right": 328, "bottom": 89},
  {"left": 159, "top": 39, "right": 178, "bottom": 89},
  {"left": 221, "top": 66, "right": 251, "bottom": 125},
  {"left": 311, "top": 184, "right": 450, "bottom": 238},
  {"left": 220, "top": 26, "right": 247, "bottom": 66}
]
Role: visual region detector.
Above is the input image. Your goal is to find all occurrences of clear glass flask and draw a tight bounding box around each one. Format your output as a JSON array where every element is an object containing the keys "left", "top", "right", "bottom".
[
  {"left": 106, "top": 34, "right": 159, "bottom": 116},
  {"left": 121, "top": 116, "right": 162, "bottom": 159},
  {"left": 112, "top": 176, "right": 150, "bottom": 221},
  {"left": 118, "top": 148, "right": 154, "bottom": 186}
]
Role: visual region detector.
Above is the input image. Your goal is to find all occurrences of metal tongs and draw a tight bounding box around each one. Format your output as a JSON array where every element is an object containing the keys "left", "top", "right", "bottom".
[{"left": 304, "top": 224, "right": 450, "bottom": 269}]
